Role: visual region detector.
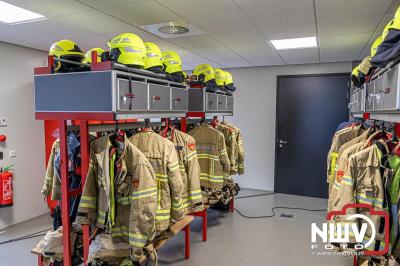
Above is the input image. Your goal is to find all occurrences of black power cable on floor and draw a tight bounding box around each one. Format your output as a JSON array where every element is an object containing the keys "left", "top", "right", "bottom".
[
  {"left": 0, "top": 228, "right": 50, "bottom": 245},
  {"left": 234, "top": 193, "right": 326, "bottom": 219},
  {"left": 235, "top": 192, "right": 276, "bottom": 199},
  {"left": 234, "top": 206, "right": 326, "bottom": 219}
]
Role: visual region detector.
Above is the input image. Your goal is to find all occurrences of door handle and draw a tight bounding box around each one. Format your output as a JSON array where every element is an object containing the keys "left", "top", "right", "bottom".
[{"left": 279, "top": 140, "right": 288, "bottom": 144}]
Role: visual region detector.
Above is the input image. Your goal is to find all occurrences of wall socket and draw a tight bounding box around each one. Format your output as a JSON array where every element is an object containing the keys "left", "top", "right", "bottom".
[
  {"left": 9, "top": 150, "right": 16, "bottom": 158},
  {"left": 0, "top": 117, "right": 6, "bottom": 127}
]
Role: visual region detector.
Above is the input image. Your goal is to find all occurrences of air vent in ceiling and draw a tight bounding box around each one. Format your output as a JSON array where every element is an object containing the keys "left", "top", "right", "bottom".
[{"left": 140, "top": 20, "right": 205, "bottom": 39}]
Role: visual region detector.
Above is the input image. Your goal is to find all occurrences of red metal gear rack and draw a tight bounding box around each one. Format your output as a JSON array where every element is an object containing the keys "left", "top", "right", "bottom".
[
  {"left": 180, "top": 84, "right": 236, "bottom": 242},
  {"left": 33, "top": 54, "right": 192, "bottom": 266}
]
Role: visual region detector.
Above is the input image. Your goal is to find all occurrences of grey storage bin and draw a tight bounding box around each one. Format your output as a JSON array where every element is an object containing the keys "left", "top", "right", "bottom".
[
  {"left": 227, "top": 96, "right": 234, "bottom": 112},
  {"left": 374, "top": 76, "right": 384, "bottom": 111},
  {"left": 171, "top": 87, "right": 188, "bottom": 111},
  {"left": 117, "top": 79, "right": 148, "bottom": 111},
  {"left": 366, "top": 81, "right": 375, "bottom": 112},
  {"left": 148, "top": 83, "right": 170, "bottom": 111},
  {"left": 217, "top": 94, "right": 227, "bottom": 111},
  {"left": 206, "top": 93, "right": 218, "bottom": 111}
]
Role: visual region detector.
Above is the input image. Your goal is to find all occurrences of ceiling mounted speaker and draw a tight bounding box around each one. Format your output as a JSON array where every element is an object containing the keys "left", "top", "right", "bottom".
[
  {"left": 158, "top": 22, "right": 189, "bottom": 35},
  {"left": 141, "top": 20, "right": 205, "bottom": 39}
]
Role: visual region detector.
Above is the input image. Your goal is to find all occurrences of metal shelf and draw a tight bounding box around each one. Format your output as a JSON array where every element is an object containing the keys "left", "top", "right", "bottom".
[{"left": 369, "top": 113, "right": 400, "bottom": 123}]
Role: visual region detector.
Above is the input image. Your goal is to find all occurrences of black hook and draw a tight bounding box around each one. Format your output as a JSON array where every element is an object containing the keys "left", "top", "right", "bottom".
[{"left": 144, "top": 118, "right": 150, "bottom": 128}]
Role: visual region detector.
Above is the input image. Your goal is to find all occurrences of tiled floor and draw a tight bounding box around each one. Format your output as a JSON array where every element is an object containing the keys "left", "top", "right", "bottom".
[{"left": 0, "top": 189, "right": 352, "bottom": 266}]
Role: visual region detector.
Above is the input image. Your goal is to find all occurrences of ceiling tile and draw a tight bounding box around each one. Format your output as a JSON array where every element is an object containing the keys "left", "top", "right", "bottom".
[
  {"left": 168, "top": 35, "right": 220, "bottom": 48},
  {"left": 158, "top": 0, "right": 238, "bottom": 21},
  {"left": 190, "top": 45, "right": 251, "bottom": 66},
  {"left": 191, "top": 13, "right": 265, "bottom": 45},
  {"left": 319, "top": 32, "right": 371, "bottom": 62},
  {"left": 103, "top": 0, "right": 182, "bottom": 26},
  {"left": 228, "top": 42, "right": 284, "bottom": 66},
  {"left": 277, "top": 48, "right": 319, "bottom": 65},
  {"left": 218, "top": 58, "right": 253, "bottom": 68},
  {"left": 150, "top": 39, "right": 182, "bottom": 51},
  {"left": 235, "top": 0, "right": 316, "bottom": 40},
  {"left": 0, "top": 24, "right": 53, "bottom": 42},
  {"left": 179, "top": 52, "right": 224, "bottom": 69},
  {"left": 159, "top": 0, "right": 265, "bottom": 45},
  {"left": 316, "top": 0, "right": 393, "bottom": 36},
  {"left": 3, "top": 0, "right": 91, "bottom": 18},
  {"left": 78, "top": 0, "right": 149, "bottom": 9},
  {"left": 55, "top": 10, "right": 138, "bottom": 38},
  {"left": 14, "top": 18, "right": 90, "bottom": 38}
]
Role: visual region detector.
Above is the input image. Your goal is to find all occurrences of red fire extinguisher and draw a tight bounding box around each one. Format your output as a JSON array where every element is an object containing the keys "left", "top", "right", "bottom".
[{"left": 0, "top": 165, "right": 14, "bottom": 208}]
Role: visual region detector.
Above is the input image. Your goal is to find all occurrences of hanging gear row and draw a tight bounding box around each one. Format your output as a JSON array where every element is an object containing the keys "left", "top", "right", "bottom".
[
  {"left": 327, "top": 119, "right": 400, "bottom": 266},
  {"left": 34, "top": 118, "right": 245, "bottom": 265},
  {"left": 351, "top": 6, "right": 400, "bottom": 88},
  {"left": 48, "top": 34, "right": 236, "bottom": 95}
]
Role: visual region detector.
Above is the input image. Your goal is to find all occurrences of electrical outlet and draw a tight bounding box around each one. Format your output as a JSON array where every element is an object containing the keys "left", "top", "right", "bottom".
[
  {"left": 9, "top": 150, "right": 16, "bottom": 158},
  {"left": 0, "top": 118, "right": 6, "bottom": 127}
]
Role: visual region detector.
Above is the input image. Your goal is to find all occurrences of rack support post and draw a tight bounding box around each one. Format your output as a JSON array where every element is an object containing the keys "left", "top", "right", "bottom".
[
  {"left": 230, "top": 198, "right": 235, "bottom": 213},
  {"left": 181, "top": 117, "right": 187, "bottom": 133},
  {"left": 184, "top": 224, "right": 190, "bottom": 259},
  {"left": 37, "top": 255, "right": 44, "bottom": 266},
  {"left": 80, "top": 121, "right": 90, "bottom": 265},
  {"left": 59, "top": 120, "right": 72, "bottom": 266},
  {"left": 202, "top": 210, "right": 207, "bottom": 241}
]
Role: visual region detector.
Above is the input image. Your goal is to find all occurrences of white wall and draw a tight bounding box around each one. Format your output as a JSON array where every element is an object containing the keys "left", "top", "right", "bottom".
[
  {"left": 225, "top": 62, "right": 352, "bottom": 191},
  {"left": 0, "top": 42, "right": 48, "bottom": 229}
]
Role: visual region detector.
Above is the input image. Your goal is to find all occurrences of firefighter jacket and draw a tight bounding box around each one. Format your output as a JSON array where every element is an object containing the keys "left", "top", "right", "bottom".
[
  {"left": 387, "top": 153, "right": 400, "bottom": 260},
  {"left": 221, "top": 121, "right": 245, "bottom": 175},
  {"left": 216, "top": 123, "right": 238, "bottom": 175},
  {"left": 332, "top": 141, "right": 389, "bottom": 260},
  {"left": 188, "top": 123, "right": 231, "bottom": 189},
  {"left": 160, "top": 128, "right": 204, "bottom": 214},
  {"left": 328, "top": 130, "right": 376, "bottom": 212},
  {"left": 76, "top": 135, "right": 157, "bottom": 261},
  {"left": 42, "top": 140, "right": 61, "bottom": 200},
  {"left": 327, "top": 125, "right": 364, "bottom": 192},
  {"left": 129, "top": 130, "right": 185, "bottom": 232},
  {"left": 41, "top": 133, "right": 81, "bottom": 202}
]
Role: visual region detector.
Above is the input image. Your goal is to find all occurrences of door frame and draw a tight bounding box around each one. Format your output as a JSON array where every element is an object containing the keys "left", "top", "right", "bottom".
[{"left": 274, "top": 73, "right": 350, "bottom": 194}]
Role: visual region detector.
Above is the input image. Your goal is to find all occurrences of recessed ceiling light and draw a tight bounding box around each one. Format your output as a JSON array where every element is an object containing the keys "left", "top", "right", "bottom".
[
  {"left": 0, "top": 1, "right": 45, "bottom": 24},
  {"left": 270, "top": 37, "right": 317, "bottom": 50}
]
